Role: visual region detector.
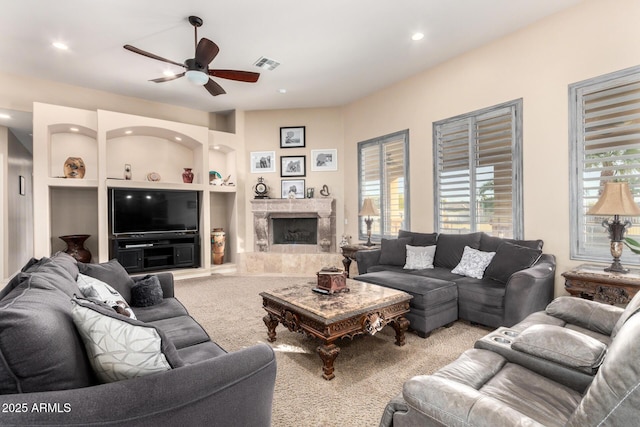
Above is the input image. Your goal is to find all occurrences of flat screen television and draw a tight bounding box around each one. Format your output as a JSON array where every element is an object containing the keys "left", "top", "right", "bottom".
[{"left": 109, "top": 188, "right": 199, "bottom": 235}]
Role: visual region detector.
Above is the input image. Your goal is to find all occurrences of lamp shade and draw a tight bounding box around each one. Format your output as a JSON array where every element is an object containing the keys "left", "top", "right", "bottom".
[
  {"left": 359, "top": 198, "right": 379, "bottom": 217},
  {"left": 587, "top": 182, "right": 640, "bottom": 216}
]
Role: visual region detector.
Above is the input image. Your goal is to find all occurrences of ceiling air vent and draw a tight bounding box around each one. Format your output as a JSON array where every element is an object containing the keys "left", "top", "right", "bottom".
[{"left": 254, "top": 56, "right": 280, "bottom": 71}]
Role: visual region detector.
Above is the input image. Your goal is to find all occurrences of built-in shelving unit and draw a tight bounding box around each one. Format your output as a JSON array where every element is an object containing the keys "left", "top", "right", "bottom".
[{"left": 33, "top": 103, "right": 242, "bottom": 275}]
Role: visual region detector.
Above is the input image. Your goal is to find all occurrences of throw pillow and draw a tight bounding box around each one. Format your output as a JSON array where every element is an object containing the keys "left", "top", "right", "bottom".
[
  {"left": 77, "top": 273, "right": 136, "bottom": 319},
  {"left": 77, "top": 259, "right": 134, "bottom": 303},
  {"left": 434, "top": 233, "right": 483, "bottom": 269},
  {"left": 398, "top": 230, "right": 438, "bottom": 247},
  {"left": 378, "top": 237, "right": 412, "bottom": 266},
  {"left": 484, "top": 241, "right": 542, "bottom": 284},
  {"left": 451, "top": 246, "right": 496, "bottom": 279},
  {"left": 71, "top": 297, "right": 183, "bottom": 383},
  {"left": 404, "top": 245, "right": 436, "bottom": 270},
  {"left": 131, "top": 275, "right": 163, "bottom": 307}
]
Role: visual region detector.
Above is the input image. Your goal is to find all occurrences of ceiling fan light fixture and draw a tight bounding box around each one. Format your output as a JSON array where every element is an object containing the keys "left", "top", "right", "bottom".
[{"left": 186, "top": 70, "right": 208, "bottom": 85}]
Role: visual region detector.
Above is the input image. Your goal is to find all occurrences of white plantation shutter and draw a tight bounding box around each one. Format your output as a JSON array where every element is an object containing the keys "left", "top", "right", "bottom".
[
  {"left": 570, "top": 66, "right": 640, "bottom": 262},
  {"left": 434, "top": 99, "right": 523, "bottom": 238},
  {"left": 358, "top": 130, "right": 410, "bottom": 240}
]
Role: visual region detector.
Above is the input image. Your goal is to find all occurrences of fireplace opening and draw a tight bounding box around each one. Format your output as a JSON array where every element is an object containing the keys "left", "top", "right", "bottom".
[{"left": 272, "top": 218, "right": 318, "bottom": 245}]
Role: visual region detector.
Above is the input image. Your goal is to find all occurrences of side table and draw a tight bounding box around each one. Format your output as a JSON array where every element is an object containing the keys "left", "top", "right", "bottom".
[
  {"left": 341, "top": 243, "right": 379, "bottom": 278},
  {"left": 562, "top": 264, "right": 640, "bottom": 305}
]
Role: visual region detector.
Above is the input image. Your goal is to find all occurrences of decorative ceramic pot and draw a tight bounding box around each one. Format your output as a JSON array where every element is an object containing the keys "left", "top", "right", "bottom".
[
  {"left": 59, "top": 234, "right": 92, "bottom": 262},
  {"left": 63, "top": 157, "right": 86, "bottom": 179},
  {"left": 212, "top": 228, "right": 226, "bottom": 265},
  {"left": 182, "top": 168, "right": 194, "bottom": 183}
]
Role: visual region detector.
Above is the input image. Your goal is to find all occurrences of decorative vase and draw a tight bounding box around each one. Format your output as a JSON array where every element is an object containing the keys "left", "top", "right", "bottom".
[
  {"left": 182, "top": 168, "right": 194, "bottom": 183},
  {"left": 124, "top": 164, "right": 132, "bottom": 180},
  {"left": 59, "top": 234, "right": 92, "bottom": 263},
  {"left": 212, "top": 228, "right": 226, "bottom": 265}
]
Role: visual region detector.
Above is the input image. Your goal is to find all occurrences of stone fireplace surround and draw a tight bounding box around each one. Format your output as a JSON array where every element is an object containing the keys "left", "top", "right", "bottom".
[{"left": 250, "top": 198, "right": 335, "bottom": 253}]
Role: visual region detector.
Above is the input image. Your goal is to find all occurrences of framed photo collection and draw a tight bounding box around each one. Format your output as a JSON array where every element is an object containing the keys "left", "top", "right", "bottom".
[
  {"left": 281, "top": 179, "right": 305, "bottom": 199},
  {"left": 310, "top": 149, "right": 338, "bottom": 171},
  {"left": 280, "top": 126, "right": 305, "bottom": 148},
  {"left": 250, "top": 151, "right": 276, "bottom": 173}
]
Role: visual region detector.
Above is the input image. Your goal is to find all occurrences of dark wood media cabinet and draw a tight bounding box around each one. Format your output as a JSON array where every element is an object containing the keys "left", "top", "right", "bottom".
[{"left": 110, "top": 234, "right": 200, "bottom": 273}]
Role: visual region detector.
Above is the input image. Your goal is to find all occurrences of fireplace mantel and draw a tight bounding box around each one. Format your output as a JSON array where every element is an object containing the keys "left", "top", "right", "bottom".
[{"left": 250, "top": 198, "right": 335, "bottom": 253}]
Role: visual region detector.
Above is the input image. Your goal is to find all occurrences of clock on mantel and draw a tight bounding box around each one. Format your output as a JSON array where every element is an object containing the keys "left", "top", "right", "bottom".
[{"left": 253, "top": 177, "right": 269, "bottom": 199}]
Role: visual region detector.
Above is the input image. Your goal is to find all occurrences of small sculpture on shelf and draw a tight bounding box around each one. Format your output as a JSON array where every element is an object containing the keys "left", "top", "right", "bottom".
[
  {"left": 253, "top": 177, "right": 269, "bottom": 199},
  {"left": 124, "top": 164, "right": 132, "bottom": 180},
  {"left": 182, "top": 168, "right": 194, "bottom": 183},
  {"left": 319, "top": 184, "right": 330, "bottom": 197},
  {"left": 63, "top": 157, "right": 86, "bottom": 179}
]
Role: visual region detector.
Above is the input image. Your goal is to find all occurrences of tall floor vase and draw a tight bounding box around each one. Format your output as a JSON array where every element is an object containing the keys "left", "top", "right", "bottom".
[
  {"left": 59, "top": 234, "right": 92, "bottom": 263},
  {"left": 212, "top": 228, "right": 226, "bottom": 265}
]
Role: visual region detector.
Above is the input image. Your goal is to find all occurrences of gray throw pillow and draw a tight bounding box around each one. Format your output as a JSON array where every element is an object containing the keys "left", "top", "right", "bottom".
[
  {"left": 398, "top": 230, "right": 438, "bottom": 247},
  {"left": 77, "top": 259, "right": 134, "bottom": 303},
  {"left": 479, "top": 233, "right": 544, "bottom": 252},
  {"left": 131, "top": 275, "right": 164, "bottom": 307},
  {"left": 71, "top": 297, "right": 183, "bottom": 383},
  {"left": 378, "top": 237, "right": 412, "bottom": 266},
  {"left": 484, "top": 241, "right": 542, "bottom": 284},
  {"left": 434, "top": 233, "right": 483, "bottom": 269}
]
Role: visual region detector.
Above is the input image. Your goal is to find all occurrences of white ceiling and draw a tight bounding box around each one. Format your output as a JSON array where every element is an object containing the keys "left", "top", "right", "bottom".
[{"left": 0, "top": 0, "right": 584, "bottom": 148}]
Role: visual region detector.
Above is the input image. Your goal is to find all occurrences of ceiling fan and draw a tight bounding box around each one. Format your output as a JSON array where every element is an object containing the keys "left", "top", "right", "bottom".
[{"left": 123, "top": 16, "right": 260, "bottom": 97}]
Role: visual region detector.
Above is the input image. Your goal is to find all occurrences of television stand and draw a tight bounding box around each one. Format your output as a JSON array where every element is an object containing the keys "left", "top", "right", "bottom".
[{"left": 110, "top": 234, "right": 200, "bottom": 273}]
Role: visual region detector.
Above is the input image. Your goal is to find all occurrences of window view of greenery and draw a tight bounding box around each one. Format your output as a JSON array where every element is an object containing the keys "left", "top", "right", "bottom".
[
  {"left": 571, "top": 67, "right": 640, "bottom": 262},
  {"left": 434, "top": 100, "right": 523, "bottom": 238},
  {"left": 358, "top": 130, "right": 409, "bottom": 241}
]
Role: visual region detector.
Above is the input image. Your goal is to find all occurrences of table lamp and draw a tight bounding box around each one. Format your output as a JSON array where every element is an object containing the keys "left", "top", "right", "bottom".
[
  {"left": 587, "top": 181, "right": 640, "bottom": 273},
  {"left": 359, "top": 198, "right": 379, "bottom": 246}
]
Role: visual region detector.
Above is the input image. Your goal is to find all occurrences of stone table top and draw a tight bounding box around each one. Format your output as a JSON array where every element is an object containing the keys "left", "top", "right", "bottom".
[{"left": 260, "top": 279, "right": 411, "bottom": 324}]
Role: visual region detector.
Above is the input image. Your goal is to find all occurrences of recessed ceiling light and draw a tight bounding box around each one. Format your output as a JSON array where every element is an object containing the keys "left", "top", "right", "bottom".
[
  {"left": 411, "top": 32, "right": 425, "bottom": 41},
  {"left": 163, "top": 70, "right": 176, "bottom": 77},
  {"left": 124, "top": 130, "right": 133, "bottom": 135},
  {"left": 0, "top": 113, "right": 11, "bottom": 119},
  {"left": 69, "top": 127, "right": 79, "bottom": 132},
  {"left": 52, "top": 41, "right": 68, "bottom": 50},
  {"left": 174, "top": 136, "right": 182, "bottom": 141},
  {"left": 278, "top": 89, "right": 287, "bottom": 94}
]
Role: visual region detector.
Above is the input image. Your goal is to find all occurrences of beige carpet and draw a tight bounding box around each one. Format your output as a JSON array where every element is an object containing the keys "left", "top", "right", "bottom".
[{"left": 174, "top": 275, "right": 490, "bottom": 427}]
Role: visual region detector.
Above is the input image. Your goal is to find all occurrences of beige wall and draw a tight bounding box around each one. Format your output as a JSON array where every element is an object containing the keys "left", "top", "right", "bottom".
[
  {"left": 243, "top": 108, "right": 345, "bottom": 250},
  {"left": 0, "top": 126, "right": 33, "bottom": 276},
  {"left": 343, "top": 0, "right": 640, "bottom": 295}
]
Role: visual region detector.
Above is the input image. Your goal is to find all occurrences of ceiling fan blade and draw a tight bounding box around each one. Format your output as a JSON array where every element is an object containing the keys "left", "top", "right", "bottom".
[
  {"left": 149, "top": 72, "right": 185, "bottom": 83},
  {"left": 123, "top": 45, "right": 186, "bottom": 69},
  {"left": 209, "top": 69, "right": 260, "bottom": 83},
  {"left": 195, "top": 38, "right": 220, "bottom": 67},
  {"left": 204, "top": 79, "right": 226, "bottom": 96}
]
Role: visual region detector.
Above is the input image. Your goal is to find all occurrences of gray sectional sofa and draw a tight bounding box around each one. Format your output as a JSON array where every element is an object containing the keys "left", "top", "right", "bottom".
[
  {"left": 381, "top": 291, "right": 640, "bottom": 426},
  {"left": 0, "top": 252, "right": 276, "bottom": 426},
  {"left": 355, "top": 231, "right": 555, "bottom": 336}
]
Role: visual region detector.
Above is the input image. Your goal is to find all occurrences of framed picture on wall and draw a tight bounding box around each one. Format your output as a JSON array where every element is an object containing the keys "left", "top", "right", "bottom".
[
  {"left": 280, "top": 126, "right": 305, "bottom": 148},
  {"left": 280, "top": 155, "right": 306, "bottom": 177},
  {"left": 250, "top": 151, "right": 276, "bottom": 173},
  {"left": 310, "top": 149, "right": 338, "bottom": 171},
  {"left": 281, "top": 179, "right": 305, "bottom": 199}
]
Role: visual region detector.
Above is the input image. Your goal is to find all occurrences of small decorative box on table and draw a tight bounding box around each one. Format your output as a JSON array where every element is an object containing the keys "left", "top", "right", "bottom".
[{"left": 315, "top": 267, "right": 349, "bottom": 294}]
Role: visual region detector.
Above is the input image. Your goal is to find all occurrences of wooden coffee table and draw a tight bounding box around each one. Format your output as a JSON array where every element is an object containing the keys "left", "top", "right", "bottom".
[{"left": 260, "top": 279, "right": 411, "bottom": 380}]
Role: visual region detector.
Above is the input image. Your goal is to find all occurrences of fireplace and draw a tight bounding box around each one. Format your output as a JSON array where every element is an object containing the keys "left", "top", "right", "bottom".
[
  {"left": 272, "top": 217, "right": 318, "bottom": 245},
  {"left": 250, "top": 198, "right": 335, "bottom": 253}
]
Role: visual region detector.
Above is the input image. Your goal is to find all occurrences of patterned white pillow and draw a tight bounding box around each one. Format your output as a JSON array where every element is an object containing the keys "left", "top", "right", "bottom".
[
  {"left": 77, "top": 273, "right": 136, "bottom": 319},
  {"left": 404, "top": 245, "right": 437, "bottom": 270},
  {"left": 451, "top": 246, "right": 496, "bottom": 279},
  {"left": 71, "top": 298, "right": 182, "bottom": 383}
]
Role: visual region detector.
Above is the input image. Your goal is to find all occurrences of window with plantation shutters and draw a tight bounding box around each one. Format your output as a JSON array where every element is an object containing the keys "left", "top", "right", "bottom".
[
  {"left": 357, "top": 130, "right": 410, "bottom": 241},
  {"left": 434, "top": 99, "right": 523, "bottom": 238},
  {"left": 570, "top": 66, "right": 640, "bottom": 263}
]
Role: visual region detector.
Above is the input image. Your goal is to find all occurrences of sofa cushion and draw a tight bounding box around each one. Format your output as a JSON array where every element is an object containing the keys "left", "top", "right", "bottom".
[
  {"left": 177, "top": 341, "right": 227, "bottom": 364},
  {"left": 148, "top": 316, "right": 211, "bottom": 349},
  {"left": 546, "top": 296, "right": 622, "bottom": 337},
  {"left": 71, "top": 297, "right": 184, "bottom": 383},
  {"left": 479, "top": 233, "right": 544, "bottom": 252},
  {"left": 19, "top": 252, "right": 81, "bottom": 297},
  {"left": 456, "top": 277, "right": 506, "bottom": 313},
  {"left": 133, "top": 298, "right": 190, "bottom": 323},
  {"left": 130, "top": 275, "right": 164, "bottom": 307},
  {"left": 451, "top": 246, "right": 495, "bottom": 279},
  {"left": 484, "top": 242, "right": 542, "bottom": 284},
  {"left": 78, "top": 259, "right": 135, "bottom": 303},
  {"left": 0, "top": 275, "right": 95, "bottom": 394},
  {"left": 434, "top": 233, "right": 482, "bottom": 269},
  {"left": 379, "top": 237, "right": 412, "bottom": 266},
  {"left": 77, "top": 273, "right": 136, "bottom": 319},
  {"left": 611, "top": 290, "right": 640, "bottom": 338},
  {"left": 398, "top": 230, "right": 438, "bottom": 247},
  {"left": 404, "top": 245, "right": 436, "bottom": 270}
]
